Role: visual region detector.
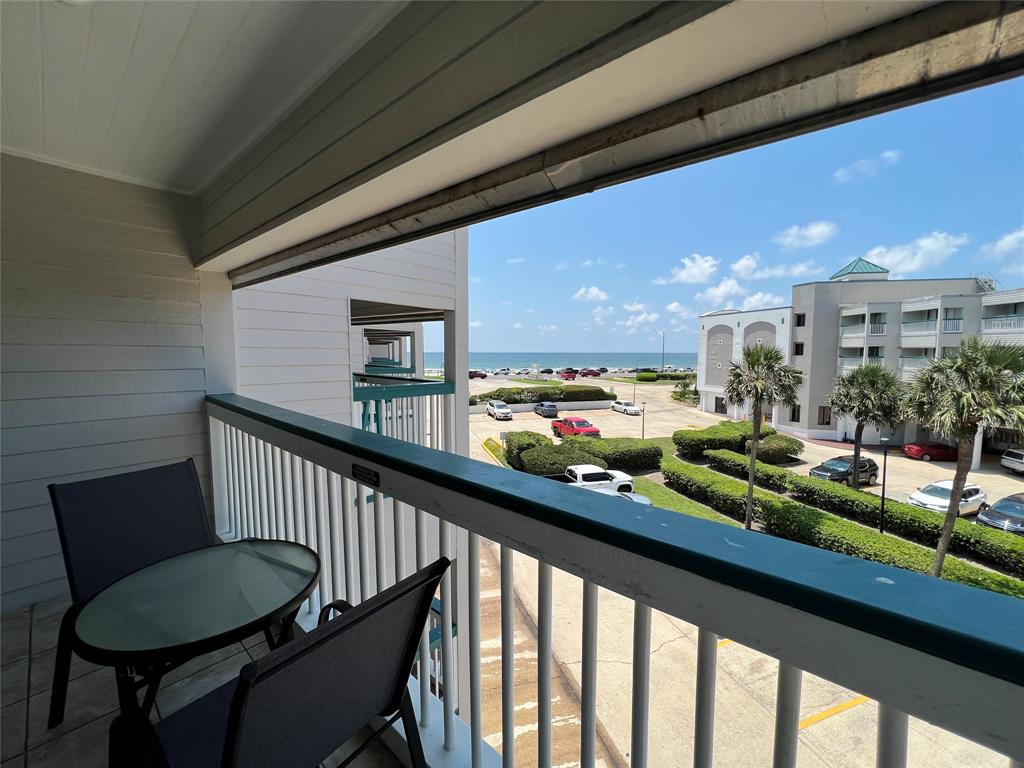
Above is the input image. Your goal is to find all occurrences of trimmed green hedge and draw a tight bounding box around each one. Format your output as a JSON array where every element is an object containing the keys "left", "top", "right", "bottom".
[
  {"left": 564, "top": 436, "right": 664, "bottom": 471},
  {"left": 748, "top": 434, "right": 804, "bottom": 464},
  {"left": 703, "top": 449, "right": 791, "bottom": 493},
  {"left": 521, "top": 444, "right": 608, "bottom": 476},
  {"left": 787, "top": 474, "right": 1024, "bottom": 578},
  {"left": 502, "top": 431, "right": 551, "bottom": 471},
  {"left": 473, "top": 385, "right": 615, "bottom": 406},
  {"left": 673, "top": 420, "right": 776, "bottom": 459},
  {"left": 636, "top": 372, "right": 658, "bottom": 382},
  {"left": 661, "top": 458, "right": 1024, "bottom": 598}
]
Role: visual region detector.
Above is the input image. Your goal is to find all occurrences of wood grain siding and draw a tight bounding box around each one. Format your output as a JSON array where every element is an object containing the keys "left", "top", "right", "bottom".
[
  {"left": 0, "top": 154, "right": 210, "bottom": 608},
  {"left": 234, "top": 232, "right": 458, "bottom": 423}
]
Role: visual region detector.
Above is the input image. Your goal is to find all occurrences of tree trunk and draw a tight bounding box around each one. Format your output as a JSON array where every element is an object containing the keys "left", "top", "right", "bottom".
[
  {"left": 851, "top": 422, "right": 865, "bottom": 487},
  {"left": 931, "top": 435, "right": 974, "bottom": 577},
  {"left": 745, "top": 403, "right": 762, "bottom": 530}
]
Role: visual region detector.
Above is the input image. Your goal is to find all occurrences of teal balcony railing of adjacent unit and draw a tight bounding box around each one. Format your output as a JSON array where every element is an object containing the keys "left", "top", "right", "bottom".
[{"left": 353, "top": 372, "right": 455, "bottom": 447}]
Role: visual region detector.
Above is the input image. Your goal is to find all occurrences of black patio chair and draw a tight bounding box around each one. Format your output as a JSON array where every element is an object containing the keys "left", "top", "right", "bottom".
[
  {"left": 124, "top": 558, "right": 450, "bottom": 768},
  {"left": 47, "top": 458, "right": 215, "bottom": 727}
]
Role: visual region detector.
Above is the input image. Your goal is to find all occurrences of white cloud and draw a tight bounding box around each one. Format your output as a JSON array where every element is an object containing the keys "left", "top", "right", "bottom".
[
  {"left": 470, "top": 320, "right": 482, "bottom": 328},
  {"left": 865, "top": 231, "right": 969, "bottom": 275},
  {"left": 773, "top": 221, "right": 837, "bottom": 250},
  {"left": 665, "top": 301, "right": 696, "bottom": 318},
  {"left": 573, "top": 285, "right": 610, "bottom": 301},
  {"left": 742, "top": 292, "right": 786, "bottom": 311},
  {"left": 499, "top": 299, "right": 513, "bottom": 306},
  {"left": 581, "top": 258, "right": 608, "bottom": 268},
  {"left": 471, "top": 275, "right": 483, "bottom": 284},
  {"left": 833, "top": 149, "right": 902, "bottom": 184},
  {"left": 622, "top": 301, "right": 645, "bottom": 312},
  {"left": 730, "top": 251, "right": 823, "bottom": 279},
  {"left": 978, "top": 227, "right": 1024, "bottom": 262},
  {"left": 617, "top": 311, "right": 661, "bottom": 329},
  {"left": 614, "top": 262, "right": 627, "bottom": 270},
  {"left": 696, "top": 277, "right": 746, "bottom": 305},
  {"left": 556, "top": 261, "right": 569, "bottom": 271},
  {"left": 538, "top": 324, "right": 559, "bottom": 335},
  {"left": 506, "top": 257, "right": 525, "bottom": 264},
  {"left": 525, "top": 308, "right": 535, "bottom": 314},
  {"left": 511, "top": 322, "right": 523, "bottom": 329},
  {"left": 652, "top": 253, "right": 718, "bottom": 285},
  {"left": 625, "top": 328, "right": 639, "bottom": 335},
  {"left": 592, "top": 305, "right": 615, "bottom": 325}
]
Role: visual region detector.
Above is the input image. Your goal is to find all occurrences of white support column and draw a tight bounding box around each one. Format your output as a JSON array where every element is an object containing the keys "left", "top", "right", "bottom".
[
  {"left": 772, "top": 662, "right": 803, "bottom": 768},
  {"left": 971, "top": 424, "right": 983, "bottom": 471},
  {"left": 876, "top": 704, "right": 909, "bottom": 768},
  {"left": 693, "top": 628, "right": 718, "bottom": 768}
]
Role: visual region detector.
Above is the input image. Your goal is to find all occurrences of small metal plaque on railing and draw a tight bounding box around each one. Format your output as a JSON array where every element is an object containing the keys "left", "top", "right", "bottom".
[{"left": 352, "top": 463, "right": 380, "bottom": 488}]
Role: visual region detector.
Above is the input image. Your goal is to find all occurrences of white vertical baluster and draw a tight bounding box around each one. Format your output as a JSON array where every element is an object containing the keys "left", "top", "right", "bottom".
[
  {"left": 272, "top": 447, "right": 285, "bottom": 539},
  {"left": 220, "top": 424, "right": 235, "bottom": 538},
  {"left": 241, "top": 432, "right": 254, "bottom": 538},
  {"left": 290, "top": 455, "right": 304, "bottom": 545},
  {"left": 693, "top": 628, "right": 718, "bottom": 768},
  {"left": 246, "top": 435, "right": 260, "bottom": 537},
  {"left": 393, "top": 501, "right": 407, "bottom": 581},
  {"left": 416, "top": 506, "right": 430, "bottom": 726},
  {"left": 314, "top": 466, "right": 332, "bottom": 607},
  {"left": 281, "top": 450, "right": 294, "bottom": 541},
  {"left": 439, "top": 520, "right": 455, "bottom": 749},
  {"left": 772, "top": 663, "right": 803, "bottom": 768},
  {"left": 263, "top": 442, "right": 276, "bottom": 538},
  {"left": 301, "top": 460, "right": 317, "bottom": 614},
  {"left": 356, "top": 483, "right": 371, "bottom": 599},
  {"left": 341, "top": 477, "right": 358, "bottom": 604},
  {"left": 538, "top": 561, "right": 553, "bottom": 768},
  {"left": 581, "top": 581, "right": 599, "bottom": 768},
  {"left": 255, "top": 439, "right": 269, "bottom": 537},
  {"left": 876, "top": 705, "right": 909, "bottom": 768},
  {"left": 468, "top": 532, "right": 483, "bottom": 768},
  {"left": 327, "top": 472, "right": 344, "bottom": 600},
  {"left": 232, "top": 430, "right": 245, "bottom": 538},
  {"left": 500, "top": 545, "right": 515, "bottom": 766},
  {"left": 373, "top": 490, "right": 387, "bottom": 592},
  {"left": 631, "top": 602, "right": 652, "bottom": 768}
]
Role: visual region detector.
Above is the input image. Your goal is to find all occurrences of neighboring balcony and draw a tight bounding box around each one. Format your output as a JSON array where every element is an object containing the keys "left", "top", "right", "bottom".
[
  {"left": 899, "top": 356, "right": 931, "bottom": 368},
  {"left": 900, "top": 319, "right": 936, "bottom": 334},
  {"left": 352, "top": 372, "right": 455, "bottom": 446},
  {"left": 982, "top": 314, "right": 1024, "bottom": 332},
  {"left": 868, "top": 323, "right": 887, "bottom": 335},
  {"left": 941, "top": 318, "right": 963, "bottom": 333},
  {"left": 839, "top": 323, "right": 865, "bottom": 337}
]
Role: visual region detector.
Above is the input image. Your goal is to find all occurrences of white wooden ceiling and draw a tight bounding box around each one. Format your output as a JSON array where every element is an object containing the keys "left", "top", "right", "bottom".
[{"left": 0, "top": 1, "right": 401, "bottom": 193}]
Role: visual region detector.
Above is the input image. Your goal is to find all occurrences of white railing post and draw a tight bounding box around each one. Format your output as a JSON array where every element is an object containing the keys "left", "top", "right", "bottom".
[
  {"left": 206, "top": 418, "right": 229, "bottom": 538},
  {"left": 439, "top": 520, "right": 455, "bottom": 749},
  {"left": 468, "top": 532, "right": 483, "bottom": 768},
  {"left": 693, "top": 628, "right": 718, "bottom": 768},
  {"left": 876, "top": 704, "right": 909, "bottom": 768},
  {"left": 501, "top": 545, "right": 515, "bottom": 767},
  {"left": 772, "top": 662, "right": 803, "bottom": 768},
  {"left": 581, "top": 580, "right": 599, "bottom": 768},
  {"left": 631, "top": 602, "right": 652, "bottom": 768},
  {"left": 538, "top": 561, "right": 553, "bottom": 768}
]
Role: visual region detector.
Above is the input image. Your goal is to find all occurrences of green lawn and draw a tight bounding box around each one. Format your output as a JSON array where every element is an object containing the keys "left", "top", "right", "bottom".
[
  {"left": 633, "top": 477, "right": 740, "bottom": 527},
  {"left": 647, "top": 436, "right": 678, "bottom": 457},
  {"left": 508, "top": 377, "right": 563, "bottom": 386},
  {"left": 482, "top": 437, "right": 509, "bottom": 467}
]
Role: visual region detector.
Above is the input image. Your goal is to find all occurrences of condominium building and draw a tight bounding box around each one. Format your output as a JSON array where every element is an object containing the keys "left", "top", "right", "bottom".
[{"left": 696, "top": 258, "right": 1024, "bottom": 451}]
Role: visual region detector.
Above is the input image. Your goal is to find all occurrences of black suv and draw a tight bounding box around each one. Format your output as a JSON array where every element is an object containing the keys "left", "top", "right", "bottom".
[{"left": 808, "top": 455, "right": 879, "bottom": 485}]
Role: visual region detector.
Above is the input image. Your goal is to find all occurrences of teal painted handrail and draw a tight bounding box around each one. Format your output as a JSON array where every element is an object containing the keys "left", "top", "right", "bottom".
[
  {"left": 353, "top": 372, "right": 454, "bottom": 402},
  {"left": 365, "top": 365, "right": 416, "bottom": 375}
]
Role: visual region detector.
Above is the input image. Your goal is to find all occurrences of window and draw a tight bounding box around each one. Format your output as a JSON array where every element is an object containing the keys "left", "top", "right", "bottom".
[
  {"left": 790, "top": 404, "right": 801, "bottom": 423},
  {"left": 868, "top": 346, "right": 883, "bottom": 359},
  {"left": 714, "top": 397, "right": 728, "bottom": 415},
  {"left": 795, "top": 313, "right": 806, "bottom": 327},
  {"left": 781, "top": 317, "right": 785, "bottom": 324},
  {"left": 943, "top": 307, "right": 963, "bottom": 319},
  {"left": 793, "top": 342, "right": 804, "bottom": 356},
  {"left": 817, "top": 406, "right": 831, "bottom": 425}
]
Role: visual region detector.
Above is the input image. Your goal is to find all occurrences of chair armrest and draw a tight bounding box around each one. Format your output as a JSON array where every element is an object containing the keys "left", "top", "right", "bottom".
[{"left": 317, "top": 599, "right": 355, "bottom": 626}]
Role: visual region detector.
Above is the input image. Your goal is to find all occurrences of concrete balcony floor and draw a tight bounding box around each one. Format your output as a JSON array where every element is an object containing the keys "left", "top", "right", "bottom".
[{"left": 1, "top": 597, "right": 401, "bottom": 768}]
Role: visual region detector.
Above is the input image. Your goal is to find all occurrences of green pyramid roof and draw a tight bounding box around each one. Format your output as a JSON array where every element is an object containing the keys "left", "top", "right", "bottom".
[{"left": 830, "top": 258, "right": 889, "bottom": 280}]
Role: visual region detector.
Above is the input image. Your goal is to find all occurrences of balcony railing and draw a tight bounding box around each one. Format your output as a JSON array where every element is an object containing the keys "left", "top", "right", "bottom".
[
  {"left": 353, "top": 373, "right": 455, "bottom": 443},
  {"left": 983, "top": 314, "right": 1024, "bottom": 332},
  {"left": 205, "top": 393, "right": 1022, "bottom": 767},
  {"left": 840, "top": 324, "right": 865, "bottom": 336},
  {"left": 900, "top": 320, "right": 936, "bottom": 334},
  {"left": 899, "top": 356, "right": 931, "bottom": 368},
  {"left": 868, "top": 323, "right": 887, "bottom": 335},
  {"left": 941, "top": 318, "right": 963, "bottom": 333}
]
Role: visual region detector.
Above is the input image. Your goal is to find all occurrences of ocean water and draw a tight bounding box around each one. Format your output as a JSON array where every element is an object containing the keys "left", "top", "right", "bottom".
[{"left": 424, "top": 352, "right": 697, "bottom": 371}]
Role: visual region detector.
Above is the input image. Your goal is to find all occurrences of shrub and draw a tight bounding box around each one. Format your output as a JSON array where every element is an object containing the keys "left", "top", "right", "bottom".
[
  {"left": 703, "top": 449, "right": 791, "bottom": 493},
  {"left": 748, "top": 434, "right": 804, "bottom": 464},
  {"left": 660, "top": 458, "right": 1024, "bottom": 598},
  {"left": 655, "top": 372, "right": 696, "bottom": 381},
  {"left": 503, "top": 431, "right": 551, "bottom": 471},
  {"left": 475, "top": 385, "right": 614, "bottom": 406},
  {"left": 559, "top": 385, "right": 617, "bottom": 402},
  {"left": 521, "top": 444, "right": 608, "bottom": 476},
  {"left": 672, "top": 420, "right": 776, "bottom": 459},
  {"left": 564, "top": 437, "right": 663, "bottom": 471},
  {"left": 636, "top": 372, "right": 658, "bottom": 382},
  {"left": 787, "top": 474, "right": 1024, "bottom": 577}
]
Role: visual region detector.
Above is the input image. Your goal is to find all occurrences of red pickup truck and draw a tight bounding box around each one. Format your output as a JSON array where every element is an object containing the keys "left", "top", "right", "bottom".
[
  {"left": 558, "top": 370, "right": 577, "bottom": 380},
  {"left": 551, "top": 416, "right": 601, "bottom": 438}
]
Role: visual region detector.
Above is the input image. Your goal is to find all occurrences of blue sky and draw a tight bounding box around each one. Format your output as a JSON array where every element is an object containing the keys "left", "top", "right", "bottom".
[{"left": 426, "top": 77, "right": 1024, "bottom": 353}]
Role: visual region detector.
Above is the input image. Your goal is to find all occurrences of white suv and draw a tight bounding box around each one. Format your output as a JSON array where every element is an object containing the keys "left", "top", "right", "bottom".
[
  {"left": 907, "top": 480, "right": 988, "bottom": 516},
  {"left": 612, "top": 400, "right": 641, "bottom": 415},
  {"left": 486, "top": 400, "right": 513, "bottom": 420},
  {"left": 1001, "top": 448, "right": 1024, "bottom": 474}
]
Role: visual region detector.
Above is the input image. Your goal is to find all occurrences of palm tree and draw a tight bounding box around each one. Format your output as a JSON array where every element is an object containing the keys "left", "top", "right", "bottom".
[
  {"left": 825, "top": 364, "right": 903, "bottom": 487},
  {"left": 724, "top": 345, "right": 804, "bottom": 530},
  {"left": 903, "top": 338, "right": 1024, "bottom": 576}
]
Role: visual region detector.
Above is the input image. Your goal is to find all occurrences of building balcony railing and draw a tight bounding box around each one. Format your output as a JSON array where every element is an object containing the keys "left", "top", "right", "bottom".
[
  {"left": 899, "top": 356, "right": 931, "bottom": 369},
  {"left": 900, "top": 320, "right": 936, "bottom": 334},
  {"left": 941, "top": 318, "right": 963, "bottom": 333},
  {"left": 839, "top": 324, "right": 865, "bottom": 336},
  {"left": 353, "top": 373, "right": 455, "bottom": 442},
  {"left": 868, "top": 323, "right": 887, "bottom": 335},
  {"left": 205, "top": 393, "right": 1022, "bottom": 767},
  {"left": 982, "top": 314, "right": 1024, "bottom": 332}
]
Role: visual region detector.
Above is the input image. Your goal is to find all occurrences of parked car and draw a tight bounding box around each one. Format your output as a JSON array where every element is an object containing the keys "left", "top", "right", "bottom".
[
  {"left": 908, "top": 480, "right": 988, "bottom": 516},
  {"left": 598, "top": 367, "right": 608, "bottom": 373},
  {"left": 593, "top": 487, "right": 653, "bottom": 505},
  {"left": 486, "top": 400, "right": 512, "bottom": 420},
  {"left": 611, "top": 400, "right": 641, "bottom": 415},
  {"left": 533, "top": 401, "right": 559, "bottom": 417},
  {"left": 580, "top": 368, "right": 601, "bottom": 377},
  {"left": 540, "top": 368, "right": 554, "bottom": 374},
  {"left": 1001, "top": 448, "right": 1024, "bottom": 474},
  {"left": 558, "top": 370, "right": 577, "bottom": 380},
  {"left": 544, "top": 464, "right": 632, "bottom": 492},
  {"left": 808, "top": 455, "right": 879, "bottom": 485},
  {"left": 494, "top": 368, "right": 512, "bottom": 376},
  {"left": 469, "top": 370, "right": 487, "bottom": 379},
  {"left": 976, "top": 493, "right": 1024, "bottom": 534},
  {"left": 551, "top": 416, "right": 600, "bottom": 438},
  {"left": 901, "top": 441, "right": 957, "bottom": 462}
]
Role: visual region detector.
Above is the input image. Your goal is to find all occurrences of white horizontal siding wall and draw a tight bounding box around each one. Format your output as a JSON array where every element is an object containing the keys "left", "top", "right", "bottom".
[
  {"left": 0, "top": 154, "right": 227, "bottom": 609},
  {"left": 234, "top": 232, "right": 457, "bottom": 424}
]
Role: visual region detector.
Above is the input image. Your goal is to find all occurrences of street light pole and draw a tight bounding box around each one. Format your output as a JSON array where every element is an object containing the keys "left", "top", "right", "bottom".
[
  {"left": 879, "top": 437, "right": 890, "bottom": 534},
  {"left": 641, "top": 402, "right": 647, "bottom": 439},
  {"left": 661, "top": 330, "right": 666, "bottom": 372}
]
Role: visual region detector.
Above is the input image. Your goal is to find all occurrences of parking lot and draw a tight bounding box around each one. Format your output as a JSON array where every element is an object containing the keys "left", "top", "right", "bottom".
[{"left": 468, "top": 375, "right": 1022, "bottom": 767}]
